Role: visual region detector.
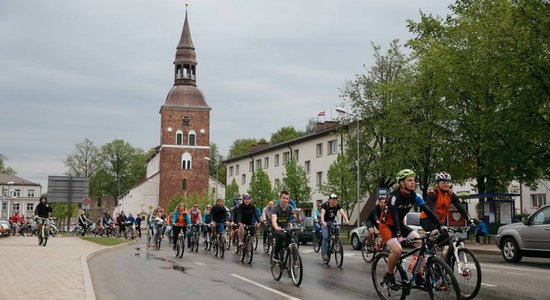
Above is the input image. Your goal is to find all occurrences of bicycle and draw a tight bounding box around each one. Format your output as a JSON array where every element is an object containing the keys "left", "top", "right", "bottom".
[
  {"left": 152, "top": 222, "right": 165, "bottom": 251},
  {"left": 212, "top": 227, "right": 225, "bottom": 258},
  {"left": 322, "top": 223, "right": 344, "bottom": 267},
  {"left": 262, "top": 222, "right": 273, "bottom": 254},
  {"left": 36, "top": 217, "right": 50, "bottom": 247},
  {"left": 240, "top": 225, "right": 256, "bottom": 264},
  {"left": 190, "top": 224, "right": 201, "bottom": 253},
  {"left": 270, "top": 225, "right": 303, "bottom": 287},
  {"left": 362, "top": 228, "right": 389, "bottom": 263},
  {"left": 435, "top": 227, "right": 482, "bottom": 300},
  {"left": 371, "top": 231, "right": 461, "bottom": 300},
  {"left": 312, "top": 226, "right": 322, "bottom": 253},
  {"left": 203, "top": 224, "right": 212, "bottom": 251},
  {"left": 175, "top": 226, "right": 186, "bottom": 258}
]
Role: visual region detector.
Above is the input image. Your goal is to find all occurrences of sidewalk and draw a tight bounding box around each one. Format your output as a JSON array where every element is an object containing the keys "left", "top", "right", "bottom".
[
  {"left": 0, "top": 236, "right": 109, "bottom": 300},
  {"left": 463, "top": 239, "right": 501, "bottom": 256}
]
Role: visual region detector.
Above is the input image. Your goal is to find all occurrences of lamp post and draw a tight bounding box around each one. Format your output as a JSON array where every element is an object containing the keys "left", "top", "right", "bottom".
[
  {"left": 204, "top": 157, "right": 219, "bottom": 203},
  {"left": 335, "top": 108, "right": 361, "bottom": 228}
]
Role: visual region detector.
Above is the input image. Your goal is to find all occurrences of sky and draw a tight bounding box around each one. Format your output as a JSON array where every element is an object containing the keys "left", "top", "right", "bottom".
[{"left": 0, "top": 0, "right": 454, "bottom": 190}]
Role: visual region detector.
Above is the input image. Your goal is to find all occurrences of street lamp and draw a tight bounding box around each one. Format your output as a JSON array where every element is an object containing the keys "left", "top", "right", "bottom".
[
  {"left": 204, "top": 157, "right": 219, "bottom": 202},
  {"left": 335, "top": 107, "right": 361, "bottom": 228}
]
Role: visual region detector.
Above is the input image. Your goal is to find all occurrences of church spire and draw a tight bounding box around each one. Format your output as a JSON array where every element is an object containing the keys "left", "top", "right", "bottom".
[{"left": 174, "top": 4, "right": 197, "bottom": 86}]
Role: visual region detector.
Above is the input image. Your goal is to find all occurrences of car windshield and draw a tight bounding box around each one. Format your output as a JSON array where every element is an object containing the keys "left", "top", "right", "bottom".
[{"left": 405, "top": 213, "right": 420, "bottom": 226}]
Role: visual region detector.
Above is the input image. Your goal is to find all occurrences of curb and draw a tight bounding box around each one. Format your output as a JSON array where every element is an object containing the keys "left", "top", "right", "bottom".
[
  {"left": 80, "top": 239, "right": 137, "bottom": 300},
  {"left": 469, "top": 248, "right": 500, "bottom": 256}
]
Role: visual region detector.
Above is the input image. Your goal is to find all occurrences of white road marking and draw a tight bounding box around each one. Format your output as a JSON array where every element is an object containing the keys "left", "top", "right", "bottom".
[
  {"left": 344, "top": 253, "right": 354, "bottom": 257},
  {"left": 231, "top": 273, "right": 301, "bottom": 300},
  {"left": 481, "top": 283, "right": 498, "bottom": 287},
  {"left": 193, "top": 262, "right": 205, "bottom": 266},
  {"left": 300, "top": 249, "right": 315, "bottom": 254},
  {"left": 483, "top": 263, "right": 550, "bottom": 275}
]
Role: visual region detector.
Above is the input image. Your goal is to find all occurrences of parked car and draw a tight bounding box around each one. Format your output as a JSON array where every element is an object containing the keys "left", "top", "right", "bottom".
[
  {"left": 297, "top": 217, "right": 316, "bottom": 245},
  {"left": 350, "top": 212, "right": 425, "bottom": 250},
  {"left": 0, "top": 219, "right": 14, "bottom": 237},
  {"left": 495, "top": 204, "right": 550, "bottom": 263}
]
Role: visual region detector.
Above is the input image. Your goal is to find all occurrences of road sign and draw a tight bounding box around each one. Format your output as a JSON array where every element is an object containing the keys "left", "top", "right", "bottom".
[
  {"left": 377, "top": 188, "right": 390, "bottom": 199},
  {"left": 47, "top": 176, "right": 89, "bottom": 203},
  {"left": 82, "top": 198, "right": 91, "bottom": 210}
]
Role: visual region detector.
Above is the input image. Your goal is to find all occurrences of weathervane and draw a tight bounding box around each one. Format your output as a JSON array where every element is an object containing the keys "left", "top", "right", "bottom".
[{"left": 186, "top": 1, "right": 189, "bottom": 10}]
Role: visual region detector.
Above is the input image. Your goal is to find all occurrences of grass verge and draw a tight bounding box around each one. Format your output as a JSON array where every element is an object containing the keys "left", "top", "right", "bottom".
[{"left": 81, "top": 236, "right": 129, "bottom": 246}]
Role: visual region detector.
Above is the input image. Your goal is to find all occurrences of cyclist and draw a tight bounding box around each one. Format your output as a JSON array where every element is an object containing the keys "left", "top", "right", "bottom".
[
  {"left": 271, "top": 191, "right": 301, "bottom": 262},
  {"left": 202, "top": 204, "right": 212, "bottom": 242},
  {"left": 117, "top": 211, "right": 128, "bottom": 237},
  {"left": 9, "top": 211, "right": 26, "bottom": 236},
  {"left": 229, "top": 199, "right": 241, "bottom": 243},
  {"left": 188, "top": 203, "right": 202, "bottom": 249},
  {"left": 312, "top": 201, "right": 322, "bottom": 236},
  {"left": 262, "top": 201, "right": 274, "bottom": 242},
  {"left": 236, "top": 193, "right": 260, "bottom": 247},
  {"left": 210, "top": 198, "right": 227, "bottom": 240},
  {"left": 150, "top": 207, "right": 166, "bottom": 247},
  {"left": 379, "top": 169, "right": 443, "bottom": 289},
  {"left": 171, "top": 203, "right": 190, "bottom": 250},
  {"left": 34, "top": 195, "right": 52, "bottom": 237},
  {"left": 320, "top": 193, "right": 350, "bottom": 262},
  {"left": 102, "top": 211, "right": 115, "bottom": 236},
  {"left": 78, "top": 210, "right": 92, "bottom": 236},
  {"left": 365, "top": 196, "right": 386, "bottom": 250},
  {"left": 420, "top": 172, "right": 473, "bottom": 234}
]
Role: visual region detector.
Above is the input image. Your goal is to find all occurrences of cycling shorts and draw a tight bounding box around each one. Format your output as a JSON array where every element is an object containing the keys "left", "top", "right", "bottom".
[{"left": 379, "top": 223, "right": 415, "bottom": 244}]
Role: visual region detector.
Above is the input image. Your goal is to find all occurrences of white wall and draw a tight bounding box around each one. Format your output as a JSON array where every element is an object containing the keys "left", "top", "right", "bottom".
[
  {"left": 520, "top": 180, "right": 550, "bottom": 214},
  {"left": 115, "top": 173, "right": 160, "bottom": 217}
]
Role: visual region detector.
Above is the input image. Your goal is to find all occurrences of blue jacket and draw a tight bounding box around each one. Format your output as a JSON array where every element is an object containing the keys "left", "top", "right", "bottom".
[{"left": 171, "top": 209, "right": 191, "bottom": 226}]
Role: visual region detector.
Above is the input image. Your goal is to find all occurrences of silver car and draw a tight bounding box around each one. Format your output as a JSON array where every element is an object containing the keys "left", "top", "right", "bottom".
[{"left": 495, "top": 204, "right": 550, "bottom": 263}]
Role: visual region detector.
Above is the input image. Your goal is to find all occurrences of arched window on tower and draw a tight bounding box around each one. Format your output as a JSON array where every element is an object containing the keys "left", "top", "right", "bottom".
[
  {"left": 175, "top": 65, "right": 182, "bottom": 79},
  {"left": 188, "top": 130, "right": 196, "bottom": 146},
  {"left": 181, "top": 152, "right": 192, "bottom": 169},
  {"left": 191, "top": 65, "right": 196, "bottom": 79},
  {"left": 181, "top": 178, "right": 187, "bottom": 191},
  {"left": 183, "top": 64, "right": 189, "bottom": 78},
  {"left": 176, "top": 130, "right": 183, "bottom": 145}
]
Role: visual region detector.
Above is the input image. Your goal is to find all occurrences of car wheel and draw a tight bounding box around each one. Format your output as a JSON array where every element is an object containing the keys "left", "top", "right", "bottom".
[
  {"left": 501, "top": 237, "right": 522, "bottom": 263},
  {"left": 351, "top": 233, "right": 361, "bottom": 250}
]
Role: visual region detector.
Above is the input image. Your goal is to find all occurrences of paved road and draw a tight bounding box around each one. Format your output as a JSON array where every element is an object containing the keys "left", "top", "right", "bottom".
[{"left": 89, "top": 238, "right": 550, "bottom": 300}]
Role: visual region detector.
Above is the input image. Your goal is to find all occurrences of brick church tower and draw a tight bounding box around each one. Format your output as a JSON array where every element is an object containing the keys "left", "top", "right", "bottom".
[{"left": 158, "top": 8, "right": 211, "bottom": 209}]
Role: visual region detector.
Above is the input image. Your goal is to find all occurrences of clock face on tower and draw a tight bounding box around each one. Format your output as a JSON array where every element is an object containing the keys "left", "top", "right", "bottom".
[
  {"left": 200, "top": 128, "right": 205, "bottom": 134},
  {"left": 167, "top": 127, "right": 173, "bottom": 132}
]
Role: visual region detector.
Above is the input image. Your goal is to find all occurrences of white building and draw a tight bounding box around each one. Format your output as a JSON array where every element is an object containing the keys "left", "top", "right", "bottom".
[
  {"left": 520, "top": 180, "right": 549, "bottom": 215},
  {"left": 0, "top": 174, "right": 42, "bottom": 220},
  {"left": 223, "top": 121, "right": 367, "bottom": 223}
]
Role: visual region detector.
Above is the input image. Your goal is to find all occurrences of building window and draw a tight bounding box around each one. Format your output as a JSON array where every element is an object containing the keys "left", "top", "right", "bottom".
[
  {"left": 328, "top": 139, "right": 338, "bottom": 155},
  {"left": 316, "top": 172, "right": 323, "bottom": 186},
  {"left": 2, "top": 202, "right": 7, "bottom": 210},
  {"left": 531, "top": 194, "right": 547, "bottom": 207},
  {"left": 264, "top": 157, "right": 269, "bottom": 169},
  {"left": 27, "top": 190, "right": 35, "bottom": 197},
  {"left": 249, "top": 161, "right": 254, "bottom": 172},
  {"left": 275, "top": 154, "right": 280, "bottom": 166},
  {"left": 182, "top": 179, "right": 187, "bottom": 191},
  {"left": 316, "top": 143, "right": 323, "bottom": 157},
  {"left": 256, "top": 159, "right": 262, "bottom": 170},
  {"left": 242, "top": 174, "right": 246, "bottom": 185},
  {"left": 305, "top": 160, "right": 311, "bottom": 173},
  {"left": 26, "top": 203, "right": 34, "bottom": 211},
  {"left": 283, "top": 152, "right": 290, "bottom": 165},
  {"left": 12, "top": 189, "right": 21, "bottom": 197},
  {"left": 236, "top": 165, "right": 240, "bottom": 175},
  {"left": 188, "top": 130, "right": 196, "bottom": 146},
  {"left": 229, "top": 166, "right": 234, "bottom": 177},
  {"left": 274, "top": 178, "right": 280, "bottom": 188},
  {"left": 293, "top": 149, "right": 299, "bottom": 162},
  {"left": 176, "top": 130, "right": 183, "bottom": 145},
  {"left": 181, "top": 152, "right": 192, "bottom": 169},
  {"left": 13, "top": 203, "right": 20, "bottom": 211}
]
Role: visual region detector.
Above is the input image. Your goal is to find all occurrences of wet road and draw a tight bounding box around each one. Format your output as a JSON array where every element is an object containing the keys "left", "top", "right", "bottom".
[{"left": 89, "top": 238, "right": 550, "bottom": 300}]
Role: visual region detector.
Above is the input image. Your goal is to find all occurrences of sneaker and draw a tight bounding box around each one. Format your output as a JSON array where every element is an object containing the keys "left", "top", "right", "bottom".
[
  {"left": 238, "top": 241, "right": 243, "bottom": 247},
  {"left": 322, "top": 255, "right": 329, "bottom": 263},
  {"left": 415, "top": 274, "right": 425, "bottom": 287},
  {"left": 383, "top": 273, "right": 400, "bottom": 291}
]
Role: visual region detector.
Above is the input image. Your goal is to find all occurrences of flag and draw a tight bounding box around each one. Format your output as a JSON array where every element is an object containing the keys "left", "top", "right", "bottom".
[{"left": 317, "top": 111, "right": 325, "bottom": 117}]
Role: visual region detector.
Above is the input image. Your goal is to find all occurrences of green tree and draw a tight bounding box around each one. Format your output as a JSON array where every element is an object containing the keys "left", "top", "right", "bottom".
[
  {"left": 319, "top": 152, "right": 357, "bottom": 218},
  {"left": 97, "top": 139, "right": 145, "bottom": 206},
  {"left": 270, "top": 126, "right": 303, "bottom": 144},
  {"left": 228, "top": 138, "right": 267, "bottom": 159},
  {"left": 209, "top": 143, "right": 226, "bottom": 184},
  {"left": 0, "top": 154, "right": 17, "bottom": 175},
  {"left": 280, "top": 158, "right": 311, "bottom": 208},
  {"left": 64, "top": 138, "right": 100, "bottom": 177},
  {"left": 248, "top": 169, "right": 275, "bottom": 209},
  {"left": 50, "top": 202, "right": 79, "bottom": 230},
  {"left": 225, "top": 177, "right": 240, "bottom": 204},
  {"left": 167, "top": 192, "right": 211, "bottom": 213},
  {"left": 407, "top": 0, "right": 550, "bottom": 193}
]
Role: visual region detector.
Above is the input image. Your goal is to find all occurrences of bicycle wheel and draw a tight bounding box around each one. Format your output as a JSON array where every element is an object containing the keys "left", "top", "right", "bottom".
[
  {"left": 289, "top": 246, "right": 303, "bottom": 286},
  {"left": 313, "top": 233, "right": 321, "bottom": 253},
  {"left": 213, "top": 236, "right": 219, "bottom": 257},
  {"left": 448, "top": 248, "right": 481, "bottom": 300},
  {"left": 263, "top": 234, "right": 271, "bottom": 253},
  {"left": 42, "top": 227, "right": 48, "bottom": 247},
  {"left": 155, "top": 234, "right": 162, "bottom": 250},
  {"left": 334, "top": 238, "right": 344, "bottom": 267},
  {"left": 243, "top": 237, "right": 254, "bottom": 264},
  {"left": 270, "top": 246, "right": 283, "bottom": 281},
  {"left": 253, "top": 234, "right": 258, "bottom": 250},
  {"left": 193, "top": 233, "right": 199, "bottom": 252},
  {"left": 362, "top": 238, "right": 376, "bottom": 263},
  {"left": 219, "top": 234, "right": 225, "bottom": 258},
  {"left": 225, "top": 231, "right": 231, "bottom": 250},
  {"left": 371, "top": 252, "right": 406, "bottom": 300},
  {"left": 38, "top": 227, "right": 43, "bottom": 246},
  {"left": 425, "top": 256, "right": 461, "bottom": 300}
]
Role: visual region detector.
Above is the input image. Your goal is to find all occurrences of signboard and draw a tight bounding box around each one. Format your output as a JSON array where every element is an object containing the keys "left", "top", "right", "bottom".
[
  {"left": 447, "top": 204, "right": 466, "bottom": 227},
  {"left": 377, "top": 188, "right": 390, "bottom": 199},
  {"left": 47, "top": 176, "right": 89, "bottom": 203},
  {"left": 82, "top": 198, "right": 91, "bottom": 210}
]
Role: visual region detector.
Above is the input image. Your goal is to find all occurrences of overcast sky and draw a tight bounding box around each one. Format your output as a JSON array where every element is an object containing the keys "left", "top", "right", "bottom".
[{"left": 0, "top": 0, "right": 453, "bottom": 190}]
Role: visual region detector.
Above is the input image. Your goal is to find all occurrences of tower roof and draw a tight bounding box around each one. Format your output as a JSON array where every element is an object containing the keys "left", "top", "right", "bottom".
[{"left": 175, "top": 10, "right": 196, "bottom": 63}]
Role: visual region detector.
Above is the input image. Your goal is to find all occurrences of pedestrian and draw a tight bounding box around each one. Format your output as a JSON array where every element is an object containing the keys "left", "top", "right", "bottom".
[{"left": 475, "top": 219, "right": 489, "bottom": 244}]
